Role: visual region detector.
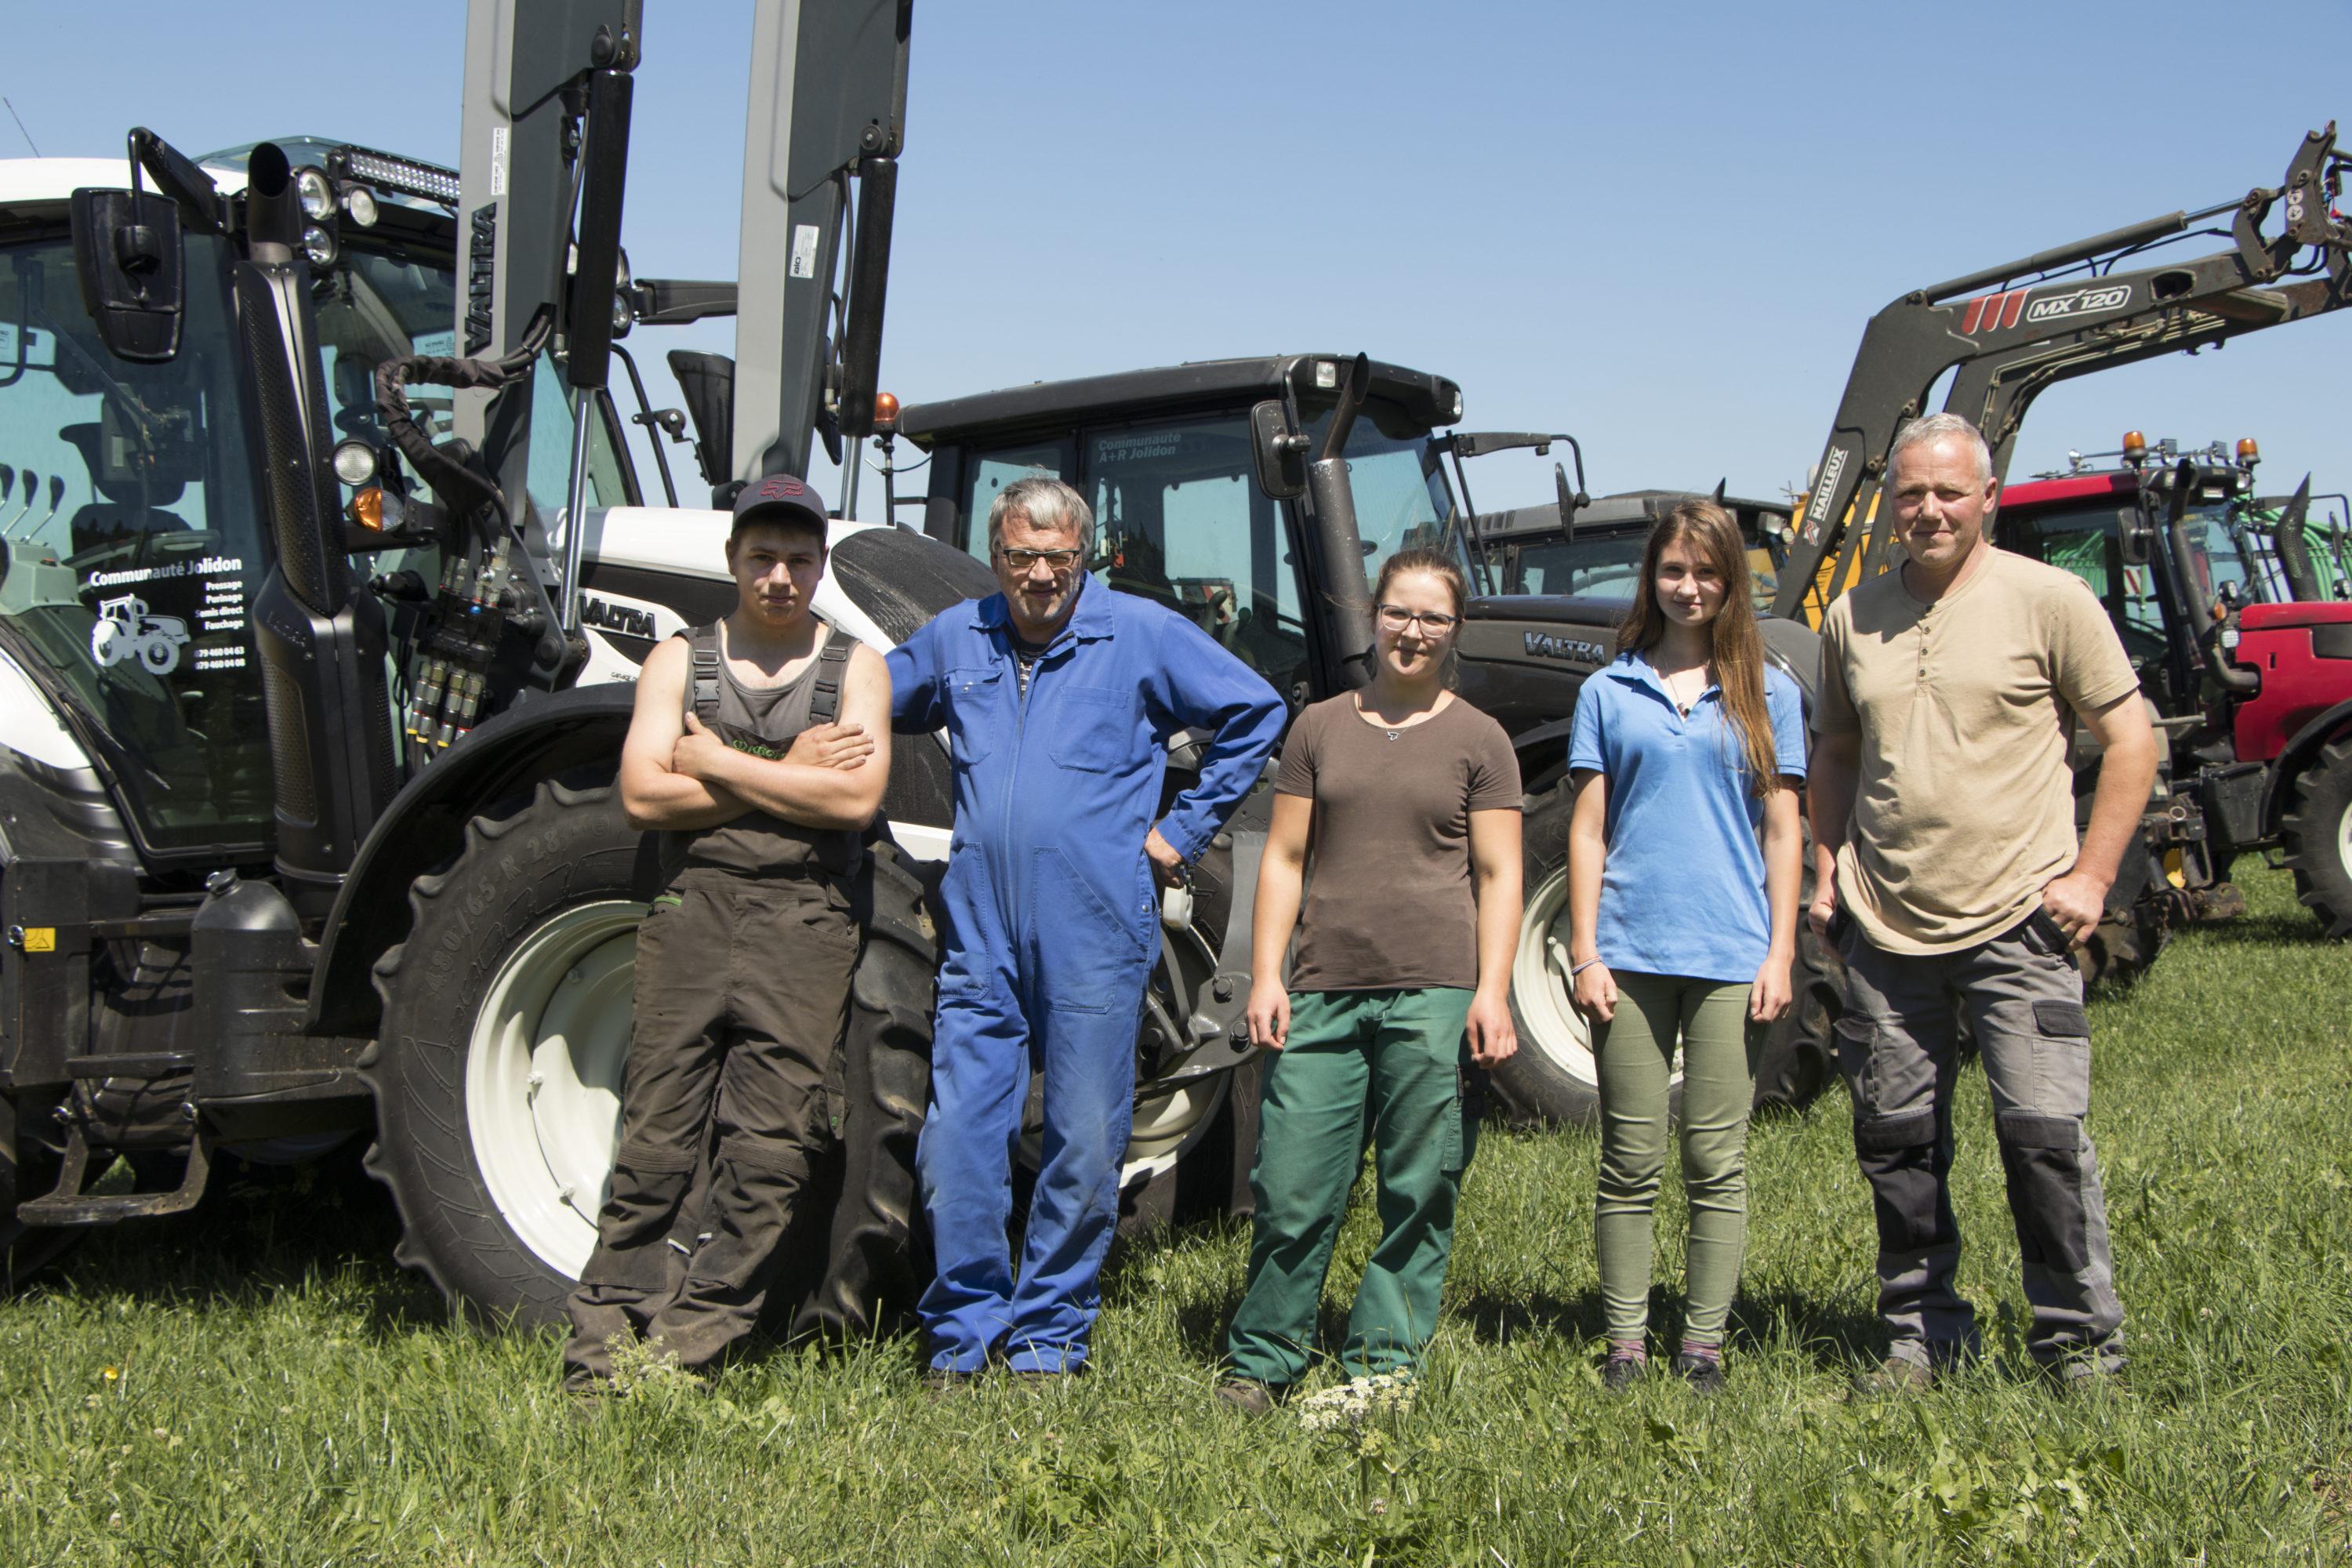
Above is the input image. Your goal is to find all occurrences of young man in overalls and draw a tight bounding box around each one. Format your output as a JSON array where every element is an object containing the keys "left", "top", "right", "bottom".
[{"left": 563, "top": 475, "right": 892, "bottom": 1392}]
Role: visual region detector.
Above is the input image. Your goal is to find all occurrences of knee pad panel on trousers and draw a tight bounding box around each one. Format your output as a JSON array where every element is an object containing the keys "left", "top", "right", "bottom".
[
  {"left": 713, "top": 1131, "right": 812, "bottom": 1185},
  {"left": 1995, "top": 1112, "right": 2090, "bottom": 1274},
  {"left": 1853, "top": 1109, "right": 1937, "bottom": 1154},
  {"left": 1853, "top": 1109, "right": 1950, "bottom": 1254},
  {"left": 579, "top": 1156, "right": 697, "bottom": 1290}
]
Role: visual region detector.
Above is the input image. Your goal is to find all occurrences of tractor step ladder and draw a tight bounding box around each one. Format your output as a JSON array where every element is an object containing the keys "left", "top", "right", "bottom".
[{"left": 19, "top": 1120, "right": 216, "bottom": 1226}]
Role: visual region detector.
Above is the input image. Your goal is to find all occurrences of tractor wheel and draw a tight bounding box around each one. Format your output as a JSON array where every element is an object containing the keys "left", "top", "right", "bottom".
[
  {"left": 361, "top": 776, "right": 937, "bottom": 1332},
  {"left": 2281, "top": 737, "right": 2352, "bottom": 939},
  {"left": 2078, "top": 897, "right": 2171, "bottom": 989},
  {"left": 1487, "top": 780, "right": 1842, "bottom": 1126}
]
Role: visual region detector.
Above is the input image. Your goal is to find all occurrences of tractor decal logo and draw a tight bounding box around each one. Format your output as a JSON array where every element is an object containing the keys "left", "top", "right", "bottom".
[
  {"left": 2024, "top": 284, "right": 2132, "bottom": 324},
  {"left": 1523, "top": 630, "right": 1608, "bottom": 665},
  {"left": 582, "top": 594, "right": 659, "bottom": 641},
  {"left": 1804, "top": 445, "right": 1851, "bottom": 538},
  {"left": 1959, "top": 283, "right": 2132, "bottom": 334},
  {"left": 89, "top": 594, "right": 191, "bottom": 676}
]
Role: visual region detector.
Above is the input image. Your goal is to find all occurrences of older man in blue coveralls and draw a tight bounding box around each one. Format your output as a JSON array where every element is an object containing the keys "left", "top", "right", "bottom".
[{"left": 889, "top": 475, "right": 1285, "bottom": 1384}]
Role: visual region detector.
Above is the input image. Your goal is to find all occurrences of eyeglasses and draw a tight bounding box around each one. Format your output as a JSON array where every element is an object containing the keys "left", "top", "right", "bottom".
[
  {"left": 1375, "top": 604, "right": 1460, "bottom": 633},
  {"left": 995, "top": 546, "right": 1083, "bottom": 572}
]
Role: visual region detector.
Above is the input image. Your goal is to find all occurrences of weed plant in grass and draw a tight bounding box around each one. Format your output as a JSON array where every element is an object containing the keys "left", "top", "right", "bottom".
[{"left": 3, "top": 869, "right": 2348, "bottom": 1564}]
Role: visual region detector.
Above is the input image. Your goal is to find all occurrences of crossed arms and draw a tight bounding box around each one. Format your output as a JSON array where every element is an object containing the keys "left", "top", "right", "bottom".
[{"left": 618, "top": 634, "right": 893, "bottom": 833}]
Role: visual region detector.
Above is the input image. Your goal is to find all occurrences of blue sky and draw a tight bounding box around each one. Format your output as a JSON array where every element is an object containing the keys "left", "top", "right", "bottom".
[{"left": 7, "top": 1, "right": 2347, "bottom": 514}]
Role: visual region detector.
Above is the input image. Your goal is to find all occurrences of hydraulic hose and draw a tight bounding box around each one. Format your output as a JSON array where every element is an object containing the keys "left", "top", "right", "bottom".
[{"left": 372, "top": 310, "right": 554, "bottom": 535}]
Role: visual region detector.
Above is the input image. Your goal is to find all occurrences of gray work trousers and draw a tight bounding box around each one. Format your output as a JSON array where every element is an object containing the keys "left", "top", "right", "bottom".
[{"left": 1835, "top": 909, "right": 2125, "bottom": 1374}]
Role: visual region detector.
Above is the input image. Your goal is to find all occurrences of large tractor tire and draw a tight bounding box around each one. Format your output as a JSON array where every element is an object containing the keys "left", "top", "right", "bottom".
[
  {"left": 361, "top": 776, "right": 937, "bottom": 1334},
  {"left": 2281, "top": 737, "right": 2352, "bottom": 939},
  {"left": 1487, "top": 779, "right": 1842, "bottom": 1126}
]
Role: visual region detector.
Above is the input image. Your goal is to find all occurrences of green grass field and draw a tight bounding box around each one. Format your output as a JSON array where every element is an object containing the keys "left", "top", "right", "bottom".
[{"left": 5, "top": 867, "right": 2348, "bottom": 1566}]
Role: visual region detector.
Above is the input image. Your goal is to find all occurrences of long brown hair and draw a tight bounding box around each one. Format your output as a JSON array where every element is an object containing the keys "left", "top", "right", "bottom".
[{"left": 1616, "top": 500, "right": 1780, "bottom": 796}]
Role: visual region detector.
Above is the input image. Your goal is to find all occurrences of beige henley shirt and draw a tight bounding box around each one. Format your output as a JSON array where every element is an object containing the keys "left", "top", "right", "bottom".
[{"left": 1812, "top": 548, "right": 2140, "bottom": 954}]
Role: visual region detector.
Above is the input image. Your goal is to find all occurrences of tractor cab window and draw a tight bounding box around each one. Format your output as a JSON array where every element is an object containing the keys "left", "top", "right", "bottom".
[
  {"left": 0, "top": 234, "right": 273, "bottom": 853},
  {"left": 960, "top": 437, "right": 1073, "bottom": 568},
  {"left": 1083, "top": 416, "right": 1306, "bottom": 695},
  {"left": 1295, "top": 406, "right": 1463, "bottom": 597},
  {"left": 2013, "top": 503, "right": 2173, "bottom": 662},
  {"left": 1515, "top": 534, "right": 1648, "bottom": 599}
]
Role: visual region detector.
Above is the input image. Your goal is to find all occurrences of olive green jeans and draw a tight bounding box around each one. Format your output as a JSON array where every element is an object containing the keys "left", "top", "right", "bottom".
[
  {"left": 1225, "top": 988, "right": 1476, "bottom": 1388},
  {"left": 1593, "top": 971, "right": 1758, "bottom": 1345}
]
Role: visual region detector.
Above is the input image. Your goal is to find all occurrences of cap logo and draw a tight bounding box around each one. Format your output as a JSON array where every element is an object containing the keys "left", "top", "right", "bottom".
[{"left": 757, "top": 475, "right": 806, "bottom": 501}]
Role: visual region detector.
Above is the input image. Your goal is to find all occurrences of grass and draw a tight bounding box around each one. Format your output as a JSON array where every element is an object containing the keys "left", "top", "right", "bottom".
[{"left": 3, "top": 867, "right": 2349, "bottom": 1566}]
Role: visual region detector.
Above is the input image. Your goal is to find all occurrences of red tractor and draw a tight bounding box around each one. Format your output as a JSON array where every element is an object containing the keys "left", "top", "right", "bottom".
[{"left": 1994, "top": 438, "right": 2352, "bottom": 937}]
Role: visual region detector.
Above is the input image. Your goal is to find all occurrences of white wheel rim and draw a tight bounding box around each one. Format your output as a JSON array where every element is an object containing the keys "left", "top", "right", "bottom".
[
  {"left": 1512, "top": 866, "right": 1679, "bottom": 1097},
  {"left": 466, "top": 901, "right": 644, "bottom": 1279},
  {"left": 2337, "top": 796, "right": 2352, "bottom": 883}
]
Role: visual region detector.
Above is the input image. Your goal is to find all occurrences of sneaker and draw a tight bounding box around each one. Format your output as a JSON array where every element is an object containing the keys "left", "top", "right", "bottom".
[
  {"left": 1215, "top": 1377, "right": 1279, "bottom": 1416},
  {"left": 1601, "top": 1353, "right": 1646, "bottom": 1394},
  {"left": 1675, "top": 1352, "right": 1726, "bottom": 1396},
  {"left": 1849, "top": 1356, "right": 1936, "bottom": 1399}
]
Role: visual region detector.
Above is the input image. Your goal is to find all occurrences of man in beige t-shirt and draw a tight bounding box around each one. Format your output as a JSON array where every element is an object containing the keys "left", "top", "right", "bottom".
[{"left": 1808, "top": 414, "right": 2158, "bottom": 1392}]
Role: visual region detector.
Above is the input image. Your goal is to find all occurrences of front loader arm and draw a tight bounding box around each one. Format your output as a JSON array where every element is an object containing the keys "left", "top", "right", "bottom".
[{"left": 1773, "top": 123, "right": 2350, "bottom": 623}]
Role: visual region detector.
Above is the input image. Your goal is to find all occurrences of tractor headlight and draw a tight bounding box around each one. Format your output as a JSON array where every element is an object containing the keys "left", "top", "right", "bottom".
[
  {"left": 294, "top": 165, "right": 336, "bottom": 221},
  {"left": 301, "top": 224, "right": 340, "bottom": 268},
  {"left": 341, "top": 184, "right": 379, "bottom": 229},
  {"left": 331, "top": 437, "right": 379, "bottom": 488}
]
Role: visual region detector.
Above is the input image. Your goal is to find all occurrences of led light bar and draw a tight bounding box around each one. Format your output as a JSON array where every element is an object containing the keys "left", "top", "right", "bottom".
[{"left": 330, "top": 146, "right": 461, "bottom": 208}]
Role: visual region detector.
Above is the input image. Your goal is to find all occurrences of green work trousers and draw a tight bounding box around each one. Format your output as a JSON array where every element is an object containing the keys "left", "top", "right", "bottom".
[
  {"left": 1225, "top": 987, "right": 1476, "bottom": 1388},
  {"left": 1593, "top": 970, "right": 1758, "bottom": 1345}
]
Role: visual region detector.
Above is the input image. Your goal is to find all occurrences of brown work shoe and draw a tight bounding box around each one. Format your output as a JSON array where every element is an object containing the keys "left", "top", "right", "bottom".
[
  {"left": 1215, "top": 1377, "right": 1279, "bottom": 1416},
  {"left": 1849, "top": 1356, "right": 1936, "bottom": 1399}
]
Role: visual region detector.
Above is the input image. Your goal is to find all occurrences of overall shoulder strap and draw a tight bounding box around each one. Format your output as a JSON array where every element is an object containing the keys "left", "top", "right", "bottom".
[
  {"left": 809, "top": 627, "right": 855, "bottom": 727},
  {"left": 681, "top": 623, "right": 723, "bottom": 725}
]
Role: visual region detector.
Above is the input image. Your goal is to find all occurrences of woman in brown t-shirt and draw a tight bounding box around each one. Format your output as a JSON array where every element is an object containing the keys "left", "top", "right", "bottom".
[{"left": 1218, "top": 549, "right": 1523, "bottom": 1408}]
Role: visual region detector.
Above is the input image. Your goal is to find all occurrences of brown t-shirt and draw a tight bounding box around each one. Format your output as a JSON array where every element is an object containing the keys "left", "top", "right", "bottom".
[
  {"left": 1274, "top": 693, "right": 1523, "bottom": 991},
  {"left": 1813, "top": 548, "right": 2140, "bottom": 953}
]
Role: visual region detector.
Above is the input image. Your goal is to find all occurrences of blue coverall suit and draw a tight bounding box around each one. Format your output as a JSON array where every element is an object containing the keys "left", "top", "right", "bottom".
[{"left": 888, "top": 577, "right": 1284, "bottom": 1373}]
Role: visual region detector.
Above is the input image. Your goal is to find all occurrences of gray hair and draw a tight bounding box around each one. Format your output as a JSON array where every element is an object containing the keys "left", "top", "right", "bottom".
[
  {"left": 987, "top": 475, "right": 1095, "bottom": 556},
  {"left": 1887, "top": 412, "right": 1994, "bottom": 485}
]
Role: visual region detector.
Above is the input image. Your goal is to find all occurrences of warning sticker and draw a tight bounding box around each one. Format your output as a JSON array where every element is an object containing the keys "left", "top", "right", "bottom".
[{"left": 789, "top": 223, "right": 820, "bottom": 280}]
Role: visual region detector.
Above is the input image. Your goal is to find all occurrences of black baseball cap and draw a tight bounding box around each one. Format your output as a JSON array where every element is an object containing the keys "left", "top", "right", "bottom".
[{"left": 730, "top": 472, "right": 829, "bottom": 537}]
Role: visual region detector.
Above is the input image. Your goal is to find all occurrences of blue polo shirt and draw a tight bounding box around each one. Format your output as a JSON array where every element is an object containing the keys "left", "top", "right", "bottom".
[{"left": 1567, "top": 653, "right": 1808, "bottom": 982}]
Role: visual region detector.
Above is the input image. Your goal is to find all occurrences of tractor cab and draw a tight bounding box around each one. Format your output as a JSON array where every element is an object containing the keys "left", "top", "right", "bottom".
[
  {"left": 1478, "top": 489, "right": 1797, "bottom": 613},
  {"left": 0, "top": 138, "right": 642, "bottom": 869},
  {"left": 895, "top": 354, "right": 1471, "bottom": 710}
]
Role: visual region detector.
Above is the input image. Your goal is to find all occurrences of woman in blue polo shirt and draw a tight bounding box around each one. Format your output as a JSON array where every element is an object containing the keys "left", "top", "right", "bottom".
[{"left": 1564, "top": 499, "right": 1806, "bottom": 1395}]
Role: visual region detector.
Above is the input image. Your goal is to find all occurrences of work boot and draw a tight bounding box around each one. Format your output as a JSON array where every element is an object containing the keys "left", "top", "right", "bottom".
[
  {"left": 1849, "top": 1356, "right": 1936, "bottom": 1399},
  {"left": 2045, "top": 1357, "right": 2127, "bottom": 1399},
  {"left": 1215, "top": 1378, "right": 1279, "bottom": 1417}
]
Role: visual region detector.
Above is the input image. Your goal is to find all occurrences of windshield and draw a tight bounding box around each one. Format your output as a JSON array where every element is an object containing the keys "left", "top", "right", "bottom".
[
  {"left": 2008, "top": 499, "right": 2256, "bottom": 664},
  {"left": 1514, "top": 534, "right": 1646, "bottom": 600},
  {"left": 1297, "top": 404, "right": 1467, "bottom": 596},
  {"left": 0, "top": 232, "right": 273, "bottom": 852}
]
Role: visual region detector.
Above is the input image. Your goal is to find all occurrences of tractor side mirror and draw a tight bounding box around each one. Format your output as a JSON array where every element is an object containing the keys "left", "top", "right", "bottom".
[
  {"left": 1250, "top": 398, "right": 1307, "bottom": 501},
  {"left": 2119, "top": 496, "right": 2154, "bottom": 568},
  {"left": 69, "top": 187, "right": 184, "bottom": 364},
  {"left": 1554, "top": 459, "right": 1584, "bottom": 544}
]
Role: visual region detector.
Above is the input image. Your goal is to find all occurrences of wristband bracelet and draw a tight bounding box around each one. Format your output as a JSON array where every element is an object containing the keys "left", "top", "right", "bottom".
[{"left": 1569, "top": 957, "right": 1603, "bottom": 977}]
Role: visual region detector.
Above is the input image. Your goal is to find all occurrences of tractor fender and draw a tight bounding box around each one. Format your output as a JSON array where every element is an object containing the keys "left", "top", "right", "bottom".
[
  {"left": 305, "top": 683, "right": 638, "bottom": 1035},
  {"left": 2262, "top": 698, "right": 2352, "bottom": 834}
]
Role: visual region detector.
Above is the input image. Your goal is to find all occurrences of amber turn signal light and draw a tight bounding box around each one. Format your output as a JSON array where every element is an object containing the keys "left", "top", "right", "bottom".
[
  {"left": 348, "top": 487, "right": 385, "bottom": 531},
  {"left": 873, "top": 391, "right": 900, "bottom": 433}
]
